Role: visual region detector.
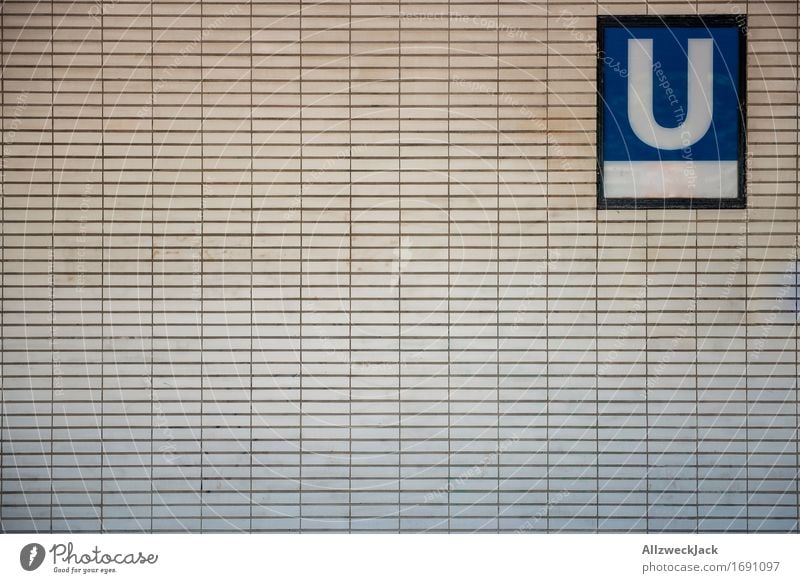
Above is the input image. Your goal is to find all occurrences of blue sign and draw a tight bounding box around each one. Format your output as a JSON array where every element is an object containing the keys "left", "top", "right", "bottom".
[{"left": 597, "top": 16, "right": 747, "bottom": 208}]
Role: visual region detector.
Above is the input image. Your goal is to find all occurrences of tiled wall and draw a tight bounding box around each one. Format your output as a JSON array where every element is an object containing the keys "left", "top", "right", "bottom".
[{"left": 1, "top": 0, "right": 798, "bottom": 532}]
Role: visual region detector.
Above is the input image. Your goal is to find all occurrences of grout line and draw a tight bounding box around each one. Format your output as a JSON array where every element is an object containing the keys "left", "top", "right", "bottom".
[
  {"left": 447, "top": 0, "right": 451, "bottom": 535},
  {"left": 249, "top": 0, "right": 254, "bottom": 535},
  {"left": 0, "top": 0, "right": 4, "bottom": 533},
  {"left": 49, "top": 0, "right": 55, "bottom": 535},
  {"left": 689, "top": 209, "right": 700, "bottom": 533},
  {"left": 495, "top": 0, "right": 500, "bottom": 534},
  {"left": 397, "top": 0, "right": 402, "bottom": 533},
  {"left": 545, "top": 0, "right": 550, "bottom": 534},
  {"left": 348, "top": 0, "right": 352, "bottom": 533},
  {"left": 347, "top": 2, "right": 353, "bottom": 532},
  {"left": 199, "top": 0, "right": 204, "bottom": 534},
  {"left": 694, "top": 0, "right": 699, "bottom": 535},
  {"left": 796, "top": 0, "right": 799, "bottom": 536},
  {"left": 745, "top": 0, "right": 749, "bottom": 534},
  {"left": 149, "top": 0, "right": 154, "bottom": 534},
  {"left": 689, "top": 0, "right": 700, "bottom": 533},
  {"left": 298, "top": 0, "right": 303, "bottom": 533},
  {"left": 645, "top": 0, "right": 649, "bottom": 538},
  {"left": 595, "top": 0, "right": 600, "bottom": 532},
  {"left": 99, "top": 0, "right": 104, "bottom": 534}
]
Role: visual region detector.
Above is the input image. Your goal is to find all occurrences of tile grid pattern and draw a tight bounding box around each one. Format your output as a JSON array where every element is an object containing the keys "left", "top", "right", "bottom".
[{"left": 0, "top": 0, "right": 799, "bottom": 532}]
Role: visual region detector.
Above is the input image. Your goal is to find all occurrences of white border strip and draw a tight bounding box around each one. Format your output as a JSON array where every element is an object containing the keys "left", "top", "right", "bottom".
[{"left": 604, "top": 160, "right": 739, "bottom": 199}]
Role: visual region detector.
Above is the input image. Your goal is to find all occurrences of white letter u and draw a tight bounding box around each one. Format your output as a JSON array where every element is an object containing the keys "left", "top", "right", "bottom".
[{"left": 627, "top": 38, "right": 714, "bottom": 150}]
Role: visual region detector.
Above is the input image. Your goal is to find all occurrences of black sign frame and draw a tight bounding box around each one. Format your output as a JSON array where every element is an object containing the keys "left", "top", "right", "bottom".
[{"left": 597, "top": 15, "right": 747, "bottom": 210}]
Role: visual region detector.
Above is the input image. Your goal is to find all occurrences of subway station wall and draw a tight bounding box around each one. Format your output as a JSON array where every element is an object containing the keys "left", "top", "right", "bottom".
[{"left": 1, "top": 0, "right": 798, "bottom": 533}]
